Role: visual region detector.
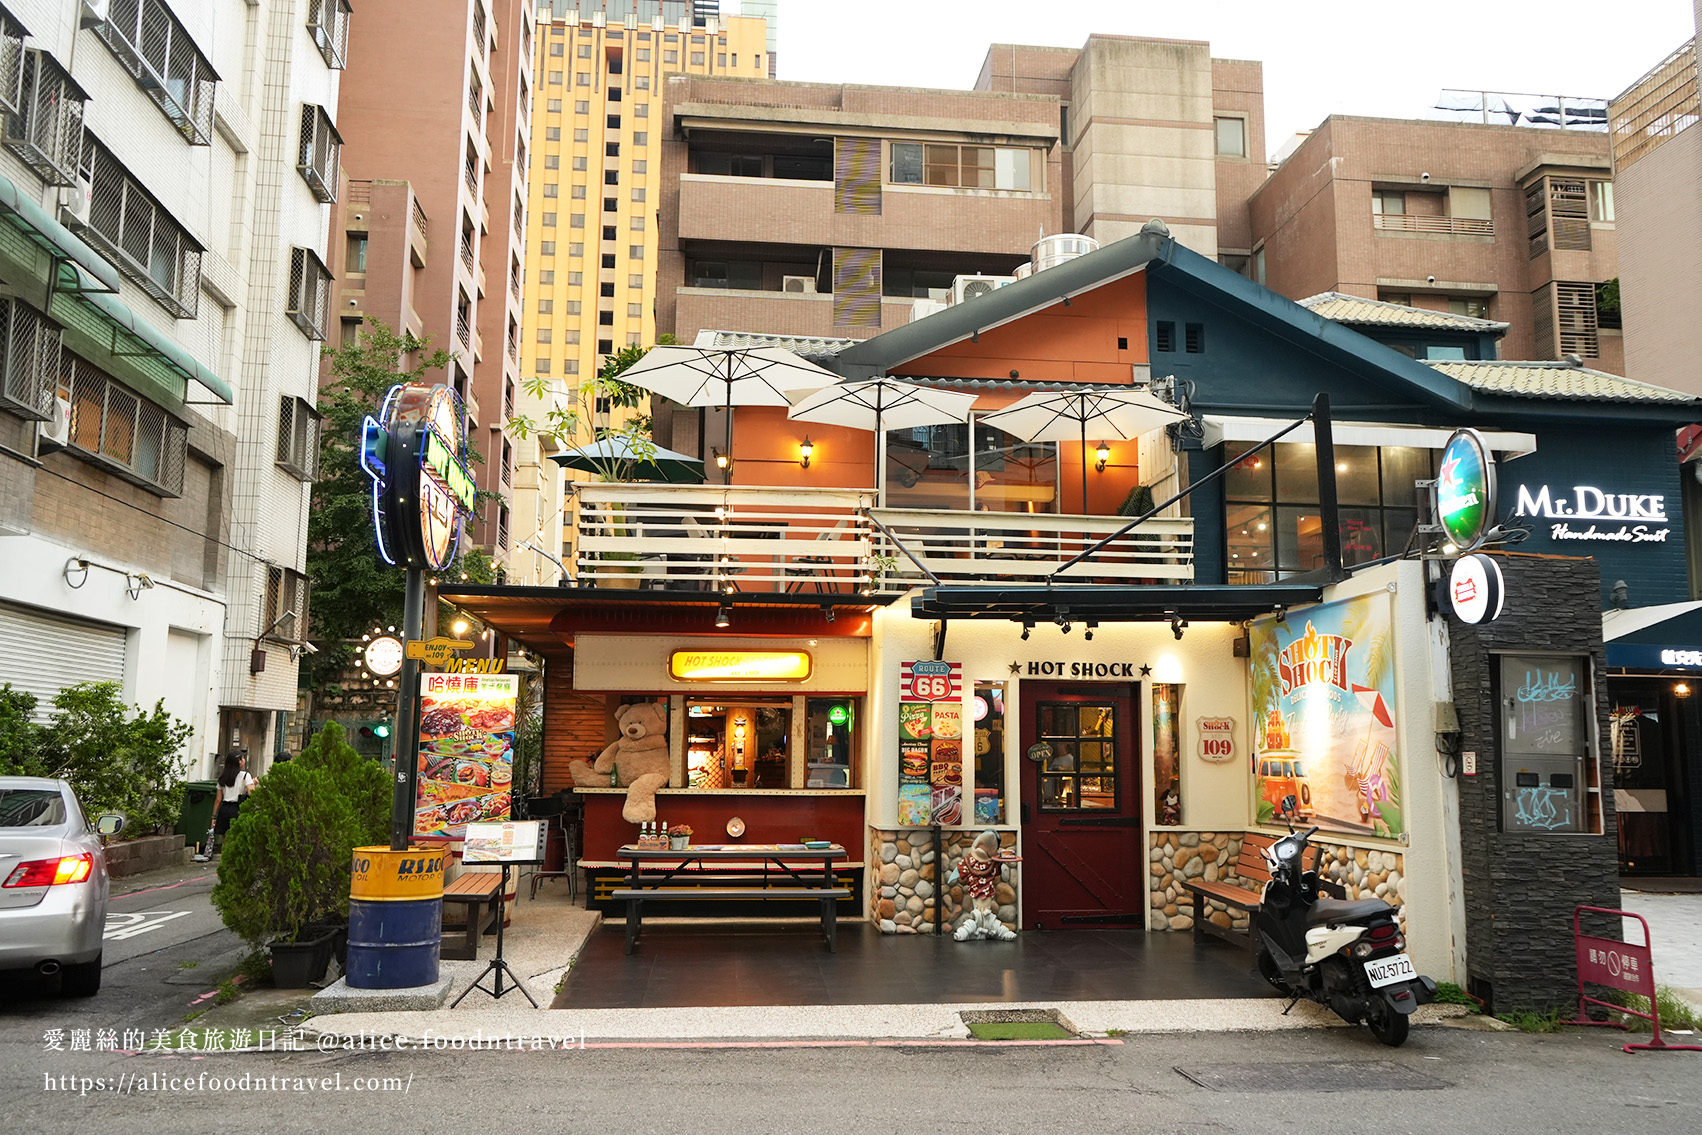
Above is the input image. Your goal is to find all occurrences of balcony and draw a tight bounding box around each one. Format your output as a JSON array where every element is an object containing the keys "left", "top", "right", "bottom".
[
  {"left": 1373, "top": 213, "right": 1493, "bottom": 237},
  {"left": 676, "top": 174, "right": 1048, "bottom": 256},
  {"left": 464, "top": 157, "right": 480, "bottom": 197},
  {"left": 570, "top": 484, "right": 1193, "bottom": 592}
]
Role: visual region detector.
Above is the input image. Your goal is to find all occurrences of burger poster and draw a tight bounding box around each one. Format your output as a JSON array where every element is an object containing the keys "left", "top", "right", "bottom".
[{"left": 415, "top": 672, "right": 519, "bottom": 838}]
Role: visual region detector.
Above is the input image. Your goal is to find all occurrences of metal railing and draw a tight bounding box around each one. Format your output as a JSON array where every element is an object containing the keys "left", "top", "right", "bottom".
[
  {"left": 411, "top": 196, "right": 428, "bottom": 235},
  {"left": 568, "top": 484, "right": 1193, "bottom": 591},
  {"left": 1373, "top": 213, "right": 1493, "bottom": 237},
  {"left": 455, "top": 310, "right": 471, "bottom": 348},
  {"left": 464, "top": 155, "right": 479, "bottom": 196},
  {"left": 459, "top": 233, "right": 475, "bottom": 272}
]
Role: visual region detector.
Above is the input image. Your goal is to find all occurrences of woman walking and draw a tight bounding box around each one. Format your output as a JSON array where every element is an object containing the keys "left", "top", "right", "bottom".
[{"left": 211, "top": 753, "right": 256, "bottom": 854}]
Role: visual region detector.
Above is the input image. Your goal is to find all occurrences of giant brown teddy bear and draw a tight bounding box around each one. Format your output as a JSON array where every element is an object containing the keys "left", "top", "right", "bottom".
[{"left": 568, "top": 702, "right": 670, "bottom": 823}]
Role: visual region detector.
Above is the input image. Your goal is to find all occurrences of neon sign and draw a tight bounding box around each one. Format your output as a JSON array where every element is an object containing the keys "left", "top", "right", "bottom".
[
  {"left": 1513, "top": 483, "right": 1671, "bottom": 544},
  {"left": 361, "top": 383, "right": 477, "bottom": 571},
  {"left": 1437, "top": 428, "right": 1495, "bottom": 551}
]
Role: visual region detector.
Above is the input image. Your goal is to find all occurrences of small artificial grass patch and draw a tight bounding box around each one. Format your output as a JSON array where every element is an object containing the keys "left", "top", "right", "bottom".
[{"left": 965, "top": 1021, "right": 1073, "bottom": 1041}]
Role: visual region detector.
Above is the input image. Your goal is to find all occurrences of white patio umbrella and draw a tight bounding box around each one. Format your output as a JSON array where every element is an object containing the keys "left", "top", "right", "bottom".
[
  {"left": 976, "top": 388, "right": 1190, "bottom": 511},
  {"left": 614, "top": 346, "right": 843, "bottom": 474},
  {"left": 785, "top": 377, "right": 978, "bottom": 471}
]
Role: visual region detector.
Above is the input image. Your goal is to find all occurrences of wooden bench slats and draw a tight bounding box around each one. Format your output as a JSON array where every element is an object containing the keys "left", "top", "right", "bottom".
[
  {"left": 443, "top": 874, "right": 504, "bottom": 898},
  {"left": 440, "top": 873, "right": 505, "bottom": 961},
  {"left": 610, "top": 887, "right": 849, "bottom": 900},
  {"left": 1180, "top": 831, "right": 1336, "bottom": 950}
]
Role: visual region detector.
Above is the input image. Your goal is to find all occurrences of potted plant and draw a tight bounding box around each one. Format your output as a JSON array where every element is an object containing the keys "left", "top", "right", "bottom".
[
  {"left": 669, "top": 823, "right": 693, "bottom": 851},
  {"left": 210, "top": 762, "right": 362, "bottom": 988}
]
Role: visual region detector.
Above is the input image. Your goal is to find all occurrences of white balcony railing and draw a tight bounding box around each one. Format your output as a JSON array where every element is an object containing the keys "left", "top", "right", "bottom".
[{"left": 570, "top": 484, "right": 1193, "bottom": 592}]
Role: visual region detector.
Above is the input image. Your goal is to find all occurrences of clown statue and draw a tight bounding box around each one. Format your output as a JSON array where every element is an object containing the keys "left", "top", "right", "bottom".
[{"left": 947, "top": 829, "right": 1021, "bottom": 941}]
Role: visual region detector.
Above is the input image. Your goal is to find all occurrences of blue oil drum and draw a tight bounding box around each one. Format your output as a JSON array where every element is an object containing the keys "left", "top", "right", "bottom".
[{"left": 345, "top": 896, "right": 441, "bottom": 988}]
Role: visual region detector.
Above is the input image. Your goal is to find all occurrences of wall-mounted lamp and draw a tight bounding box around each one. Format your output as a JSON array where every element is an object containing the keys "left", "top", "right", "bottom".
[
  {"left": 452, "top": 618, "right": 470, "bottom": 635},
  {"left": 714, "top": 605, "right": 731, "bottom": 628},
  {"left": 1095, "top": 442, "right": 1110, "bottom": 473},
  {"left": 1676, "top": 682, "right": 1691, "bottom": 698},
  {"left": 799, "top": 436, "right": 814, "bottom": 468},
  {"left": 712, "top": 448, "right": 730, "bottom": 474}
]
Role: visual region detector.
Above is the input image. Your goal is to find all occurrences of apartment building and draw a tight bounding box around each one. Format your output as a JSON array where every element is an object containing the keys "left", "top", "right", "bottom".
[
  {"left": 334, "top": 0, "right": 533, "bottom": 559},
  {"left": 0, "top": 1, "right": 342, "bottom": 774},
  {"left": 1609, "top": 20, "right": 1701, "bottom": 394},
  {"left": 1249, "top": 116, "right": 1622, "bottom": 372}
]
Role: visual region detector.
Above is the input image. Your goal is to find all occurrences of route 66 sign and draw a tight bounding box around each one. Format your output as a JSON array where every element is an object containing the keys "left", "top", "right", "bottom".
[{"left": 1196, "top": 717, "right": 1235, "bottom": 763}]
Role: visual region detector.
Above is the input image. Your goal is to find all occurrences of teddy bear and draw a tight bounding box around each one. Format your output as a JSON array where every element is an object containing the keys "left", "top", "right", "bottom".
[{"left": 568, "top": 701, "right": 671, "bottom": 824}]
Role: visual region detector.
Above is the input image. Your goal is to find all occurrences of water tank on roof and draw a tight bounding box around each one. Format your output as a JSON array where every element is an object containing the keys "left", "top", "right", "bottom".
[
  {"left": 1031, "top": 234, "right": 1100, "bottom": 274},
  {"left": 1011, "top": 262, "right": 1033, "bottom": 280}
]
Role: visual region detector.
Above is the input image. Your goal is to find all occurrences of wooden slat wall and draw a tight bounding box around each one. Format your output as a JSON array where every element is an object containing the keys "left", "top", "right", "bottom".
[
  {"left": 1531, "top": 281, "right": 1556, "bottom": 360},
  {"left": 1555, "top": 281, "right": 1600, "bottom": 359},
  {"left": 542, "top": 655, "right": 611, "bottom": 792},
  {"left": 833, "top": 137, "right": 882, "bottom": 215},
  {"left": 832, "top": 247, "right": 882, "bottom": 331},
  {"left": 1547, "top": 178, "right": 1591, "bottom": 252}
]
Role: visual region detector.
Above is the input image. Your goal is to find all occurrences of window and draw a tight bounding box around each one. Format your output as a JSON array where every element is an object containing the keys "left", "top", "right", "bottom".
[
  {"left": 605, "top": 142, "right": 619, "bottom": 157},
  {"left": 577, "top": 72, "right": 590, "bottom": 86},
  {"left": 543, "top": 183, "right": 559, "bottom": 198},
  {"left": 567, "top": 300, "right": 582, "bottom": 315},
  {"left": 276, "top": 395, "right": 320, "bottom": 481},
  {"left": 547, "top": 98, "right": 561, "bottom": 111},
  {"left": 604, "top": 170, "right": 619, "bottom": 184},
  {"left": 1213, "top": 116, "right": 1246, "bottom": 158},
  {"left": 564, "top": 330, "right": 580, "bottom": 344},
  {"left": 601, "top": 253, "right": 615, "bottom": 268},
  {"left": 538, "top": 270, "right": 554, "bottom": 284},
  {"left": 564, "top": 359, "right": 579, "bottom": 374},
  {"left": 1155, "top": 321, "right": 1175, "bottom": 353},
  {"left": 539, "top": 241, "right": 555, "bottom": 256},
  {"left": 549, "top": 71, "right": 562, "bottom": 84},
  {"left": 627, "top": 302, "right": 643, "bottom": 317},
  {"left": 599, "top": 224, "right": 615, "bottom": 240},
  {"left": 1380, "top": 291, "right": 1412, "bottom": 306},
  {"left": 1372, "top": 190, "right": 1405, "bottom": 216},
  {"left": 1448, "top": 297, "right": 1490, "bottom": 319},
  {"left": 573, "top": 156, "right": 587, "bottom": 171},
  {"left": 306, "top": 0, "right": 352, "bottom": 70},
  {"left": 637, "top": 48, "right": 650, "bottom": 62},
  {"left": 345, "top": 234, "right": 367, "bottom": 273},
  {"left": 599, "top": 281, "right": 614, "bottom": 297},
  {"left": 598, "top": 310, "right": 613, "bottom": 326},
  {"left": 1555, "top": 281, "right": 1600, "bottom": 357},
  {"left": 1184, "top": 323, "right": 1205, "bottom": 354},
  {"left": 633, "top": 160, "right": 646, "bottom": 174},
  {"left": 285, "top": 246, "right": 332, "bottom": 339},
  {"left": 888, "top": 142, "right": 1031, "bottom": 190},
  {"left": 545, "top": 154, "right": 560, "bottom": 169},
  {"left": 1223, "top": 442, "right": 1432, "bottom": 582},
  {"left": 537, "top": 299, "right": 553, "bottom": 313},
  {"left": 632, "top": 187, "right": 646, "bottom": 203},
  {"left": 340, "top": 316, "right": 360, "bottom": 347},
  {"left": 1590, "top": 180, "right": 1614, "bottom": 223},
  {"left": 91, "top": 0, "right": 218, "bottom": 145},
  {"left": 546, "top": 126, "right": 561, "bottom": 141},
  {"left": 629, "top": 274, "right": 644, "bottom": 288},
  {"left": 574, "top": 127, "right": 588, "bottom": 142},
  {"left": 576, "top": 100, "right": 589, "bottom": 113},
  {"left": 263, "top": 567, "right": 310, "bottom": 641},
  {"left": 4, "top": 50, "right": 87, "bottom": 186},
  {"left": 82, "top": 139, "right": 205, "bottom": 318},
  {"left": 56, "top": 353, "right": 187, "bottom": 496},
  {"left": 628, "top": 246, "right": 644, "bottom": 260},
  {"left": 1037, "top": 701, "right": 1119, "bottom": 811},
  {"left": 534, "top": 357, "right": 551, "bottom": 373},
  {"left": 718, "top": 53, "right": 726, "bottom": 67},
  {"left": 0, "top": 297, "right": 62, "bottom": 421},
  {"left": 569, "top": 213, "right": 583, "bottom": 228},
  {"left": 570, "top": 242, "right": 584, "bottom": 256},
  {"left": 630, "top": 216, "right": 645, "bottom": 231},
  {"left": 603, "top": 196, "right": 617, "bottom": 211},
  {"left": 297, "top": 104, "right": 343, "bottom": 202},
  {"left": 0, "top": 8, "right": 22, "bottom": 120},
  {"left": 536, "top": 328, "right": 552, "bottom": 343},
  {"left": 577, "top": 43, "right": 592, "bottom": 58},
  {"left": 633, "top": 131, "right": 648, "bottom": 146},
  {"left": 551, "top": 43, "right": 564, "bottom": 57},
  {"left": 597, "top": 338, "right": 612, "bottom": 353},
  {"left": 569, "top": 271, "right": 583, "bottom": 285},
  {"left": 664, "top": 50, "right": 677, "bottom": 63},
  {"left": 607, "top": 114, "right": 620, "bottom": 129},
  {"left": 691, "top": 51, "right": 704, "bottom": 65}
]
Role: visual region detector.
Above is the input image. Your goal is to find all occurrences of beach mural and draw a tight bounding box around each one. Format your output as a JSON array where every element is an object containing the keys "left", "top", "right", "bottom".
[{"left": 1249, "top": 593, "right": 1402, "bottom": 838}]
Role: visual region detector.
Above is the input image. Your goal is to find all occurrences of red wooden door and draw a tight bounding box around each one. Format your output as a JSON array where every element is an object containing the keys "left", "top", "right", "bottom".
[{"left": 1019, "top": 682, "right": 1143, "bottom": 928}]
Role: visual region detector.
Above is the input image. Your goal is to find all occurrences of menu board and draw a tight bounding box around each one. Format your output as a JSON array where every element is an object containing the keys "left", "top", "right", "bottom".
[
  {"left": 896, "top": 661, "right": 963, "bottom": 827},
  {"left": 462, "top": 820, "right": 547, "bottom": 865},
  {"left": 415, "top": 672, "right": 518, "bottom": 838}
]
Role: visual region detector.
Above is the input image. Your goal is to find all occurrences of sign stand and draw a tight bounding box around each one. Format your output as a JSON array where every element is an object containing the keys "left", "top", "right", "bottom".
[
  {"left": 449, "top": 862, "right": 537, "bottom": 1008},
  {"left": 1568, "top": 905, "right": 1701, "bottom": 1053}
]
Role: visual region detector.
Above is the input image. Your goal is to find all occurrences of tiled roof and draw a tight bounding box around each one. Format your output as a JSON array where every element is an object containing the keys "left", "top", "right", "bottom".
[
  {"left": 1424, "top": 360, "right": 1699, "bottom": 404},
  {"left": 1298, "top": 291, "right": 1510, "bottom": 332},
  {"left": 694, "top": 329, "right": 856, "bottom": 361}
]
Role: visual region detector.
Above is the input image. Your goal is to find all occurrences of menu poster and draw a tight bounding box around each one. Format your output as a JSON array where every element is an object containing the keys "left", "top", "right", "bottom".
[
  {"left": 931, "top": 785, "right": 963, "bottom": 826},
  {"left": 898, "top": 783, "right": 933, "bottom": 826},
  {"left": 930, "top": 737, "right": 963, "bottom": 789},
  {"left": 931, "top": 702, "right": 963, "bottom": 740},
  {"left": 900, "top": 740, "right": 930, "bottom": 783},
  {"left": 415, "top": 672, "right": 519, "bottom": 839},
  {"left": 462, "top": 820, "right": 547, "bottom": 865}
]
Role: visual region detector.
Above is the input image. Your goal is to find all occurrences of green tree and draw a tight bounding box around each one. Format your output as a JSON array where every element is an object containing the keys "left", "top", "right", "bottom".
[
  {"left": 0, "top": 683, "right": 192, "bottom": 833},
  {"left": 294, "top": 720, "right": 390, "bottom": 846},
  {"left": 506, "top": 334, "right": 678, "bottom": 482},
  {"left": 307, "top": 319, "right": 497, "bottom": 695},
  {"left": 211, "top": 762, "right": 360, "bottom": 944}
]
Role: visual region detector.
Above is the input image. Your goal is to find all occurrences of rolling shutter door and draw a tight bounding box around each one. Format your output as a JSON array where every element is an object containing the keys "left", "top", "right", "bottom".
[{"left": 0, "top": 602, "right": 127, "bottom": 722}]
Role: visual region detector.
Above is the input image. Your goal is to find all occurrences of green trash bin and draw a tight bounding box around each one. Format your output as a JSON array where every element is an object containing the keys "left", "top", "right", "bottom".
[{"left": 175, "top": 781, "right": 219, "bottom": 855}]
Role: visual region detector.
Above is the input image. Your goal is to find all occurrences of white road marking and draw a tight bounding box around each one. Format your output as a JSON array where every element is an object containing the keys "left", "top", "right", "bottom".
[{"left": 103, "top": 910, "right": 192, "bottom": 941}]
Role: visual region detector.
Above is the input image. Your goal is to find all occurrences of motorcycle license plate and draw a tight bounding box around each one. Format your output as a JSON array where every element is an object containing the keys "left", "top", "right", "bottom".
[{"left": 1364, "top": 953, "right": 1416, "bottom": 989}]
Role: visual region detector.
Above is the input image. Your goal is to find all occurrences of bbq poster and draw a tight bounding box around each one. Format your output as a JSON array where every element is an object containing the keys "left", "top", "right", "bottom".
[{"left": 415, "top": 672, "right": 519, "bottom": 838}]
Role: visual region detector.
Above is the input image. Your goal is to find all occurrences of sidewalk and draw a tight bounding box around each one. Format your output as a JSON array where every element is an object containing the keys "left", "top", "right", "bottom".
[{"left": 1618, "top": 886, "right": 1702, "bottom": 1009}]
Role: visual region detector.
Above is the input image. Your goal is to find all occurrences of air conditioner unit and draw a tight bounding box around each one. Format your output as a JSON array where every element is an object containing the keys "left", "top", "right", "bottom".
[
  {"left": 591, "top": 12, "right": 606, "bottom": 28},
  {"left": 950, "top": 275, "right": 1015, "bottom": 305},
  {"left": 782, "top": 275, "right": 817, "bottom": 294},
  {"left": 910, "top": 299, "right": 949, "bottom": 322},
  {"left": 79, "top": 0, "right": 110, "bottom": 29},
  {"left": 39, "top": 396, "right": 71, "bottom": 450},
  {"left": 57, "top": 176, "right": 93, "bottom": 229}
]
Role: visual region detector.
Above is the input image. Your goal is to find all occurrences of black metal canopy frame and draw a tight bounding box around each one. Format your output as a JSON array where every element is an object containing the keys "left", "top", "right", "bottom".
[{"left": 907, "top": 394, "right": 1347, "bottom": 657}]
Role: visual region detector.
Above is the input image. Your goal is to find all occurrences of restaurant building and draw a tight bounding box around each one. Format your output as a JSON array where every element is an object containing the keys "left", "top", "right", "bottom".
[{"left": 444, "top": 227, "right": 1700, "bottom": 1011}]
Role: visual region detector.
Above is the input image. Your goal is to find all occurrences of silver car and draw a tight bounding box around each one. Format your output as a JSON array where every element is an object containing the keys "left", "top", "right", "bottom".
[{"left": 0, "top": 776, "right": 124, "bottom": 996}]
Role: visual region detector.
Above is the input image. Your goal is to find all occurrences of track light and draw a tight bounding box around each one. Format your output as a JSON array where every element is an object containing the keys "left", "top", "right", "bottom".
[
  {"left": 1056, "top": 610, "right": 1072, "bottom": 634},
  {"left": 714, "top": 605, "right": 731, "bottom": 628},
  {"left": 824, "top": 607, "right": 835, "bottom": 623},
  {"left": 1171, "top": 615, "right": 1189, "bottom": 641},
  {"left": 1020, "top": 618, "right": 1032, "bottom": 641},
  {"left": 1084, "top": 620, "right": 1097, "bottom": 641}
]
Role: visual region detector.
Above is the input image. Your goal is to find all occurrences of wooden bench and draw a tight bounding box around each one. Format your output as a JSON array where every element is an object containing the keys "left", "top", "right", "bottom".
[
  {"left": 1180, "top": 832, "right": 1342, "bottom": 949},
  {"left": 608, "top": 886, "right": 851, "bottom": 955},
  {"left": 440, "top": 873, "right": 504, "bottom": 961}
]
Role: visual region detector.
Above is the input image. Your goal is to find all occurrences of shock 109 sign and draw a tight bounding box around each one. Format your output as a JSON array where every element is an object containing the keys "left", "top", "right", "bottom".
[{"left": 1196, "top": 716, "right": 1236, "bottom": 763}]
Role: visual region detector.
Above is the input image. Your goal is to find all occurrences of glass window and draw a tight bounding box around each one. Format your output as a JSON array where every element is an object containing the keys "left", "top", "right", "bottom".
[
  {"left": 890, "top": 142, "right": 922, "bottom": 184},
  {"left": 1214, "top": 116, "right": 1246, "bottom": 158},
  {"left": 806, "top": 698, "right": 860, "bottom": 789},
  {"left": 972, "top": 682, "right": 1005, "bottom": 823},
  {"left": 1224, "top": 442, "right": 1272, "bottom": 502},
  {"left": 1038, "top": 701, "right": 1118, "bottom": 811},
  {"left": 1448, "top": 297, "right": 1490, "bottom": 319},
  {"left": 1227, "top": 502, "right": 1274, "bottom": 578},
  {"left": 1424, "top": 345, "right": 1468, "bottom": 361},
  {"left": 1590, "top": 180, "right": 1614, "bottom": 222},
  {"left": 1333, "top": 445, "right": 1380, "bottom": 507},
  {"left": 1373, "top": 190, "right": 1405, "bottom": 215},
  {"left": 1273, "top": 442, "right": 1320, "bottom": 502}
]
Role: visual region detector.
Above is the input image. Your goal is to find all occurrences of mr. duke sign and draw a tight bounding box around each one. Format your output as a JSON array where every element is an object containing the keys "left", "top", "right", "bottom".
[{"left": 1512, "top": 484, "right": 1670, "bottom": 545}]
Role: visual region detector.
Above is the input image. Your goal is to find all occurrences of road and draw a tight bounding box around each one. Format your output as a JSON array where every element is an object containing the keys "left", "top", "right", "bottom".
[
  {"left": 0, "top": 865, "right": 249, "bottom": 1037},
  {"left": 2, "top": 1021, "right": 1699, "bottom": 1133}
]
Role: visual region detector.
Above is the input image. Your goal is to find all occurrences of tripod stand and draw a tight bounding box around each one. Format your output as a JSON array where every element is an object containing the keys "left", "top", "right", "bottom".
[{"left": 450, "top": 863, "right": 537, "bottom": 1007}]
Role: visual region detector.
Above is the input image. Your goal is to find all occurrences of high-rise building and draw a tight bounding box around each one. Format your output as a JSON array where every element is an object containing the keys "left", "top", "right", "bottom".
[
  {"left": 509, "top": 0, "right": 768, "bottom": 583},
  {"left": 334, "top": 0, "right": 535, "bottom": 560},
  {"left": 0, "top": 1, "right": 343, "bottom": 774},
  {"left": 1249, "top": 116, "right": 1621, "bottom": 372}
]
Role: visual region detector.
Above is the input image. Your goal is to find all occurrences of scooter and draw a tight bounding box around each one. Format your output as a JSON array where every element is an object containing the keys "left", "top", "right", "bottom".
[{"left": 1253, "top": 795, "right": 1436, "bottom": 1046}]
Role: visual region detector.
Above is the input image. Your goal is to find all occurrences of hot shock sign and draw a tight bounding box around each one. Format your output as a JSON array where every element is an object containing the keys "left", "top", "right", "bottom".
[{"left": 901, "top": 660, "right": 961, "bottom": 702}]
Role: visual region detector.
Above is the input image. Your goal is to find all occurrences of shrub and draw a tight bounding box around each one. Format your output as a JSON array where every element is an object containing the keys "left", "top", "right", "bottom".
[
  {"left": 0, "top": 682, "right": 192, "bottom": 833},
  {"left": 295, "top": 720, "right": 391, "bottom": 846},
  {"left": 211, "top": 762, "right": 361, "bottom": 945}
]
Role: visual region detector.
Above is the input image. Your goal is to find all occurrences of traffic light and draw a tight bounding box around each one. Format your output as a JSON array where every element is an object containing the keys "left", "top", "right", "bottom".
[{"left": 373, "top": 722, "right": 391, "bottom": 739}]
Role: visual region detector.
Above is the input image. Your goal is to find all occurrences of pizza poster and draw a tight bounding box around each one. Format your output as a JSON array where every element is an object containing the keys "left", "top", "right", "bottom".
[
  {"left": 415, "top": 672, "right": 518, "bottom": 839},
  {"left": 896, "top": 661, "right": 963, "bottom": 827}
]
